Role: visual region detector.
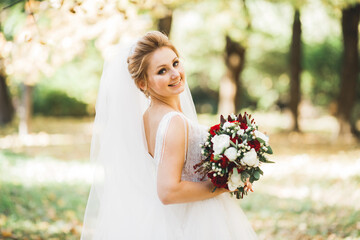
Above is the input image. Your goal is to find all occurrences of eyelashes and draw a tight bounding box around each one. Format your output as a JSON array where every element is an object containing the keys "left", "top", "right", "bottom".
[{"left": 158, "top": 60, "right": 179, "bottom": 75}]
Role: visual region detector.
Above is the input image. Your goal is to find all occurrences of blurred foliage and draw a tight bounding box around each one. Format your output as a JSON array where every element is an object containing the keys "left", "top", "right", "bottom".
[
  {"left": 303, "top": 39, "right": 342, "bottom": 106},
  {"left": 0, "top": 0, "right": 359, "bottom": 118},
  {"left": 33, "top": 40, "right": 103, "bottom": 115},
  {"left": 0, "top": 1, "right": 27, "bottom": 41},
  {"left": 33, "top": 88, "right": 88, "bottom": 117}
]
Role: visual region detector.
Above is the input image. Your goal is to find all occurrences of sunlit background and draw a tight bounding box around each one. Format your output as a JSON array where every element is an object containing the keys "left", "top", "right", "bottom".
[{"left": 0, "top": 0, "right": 359, "bottom": 239}]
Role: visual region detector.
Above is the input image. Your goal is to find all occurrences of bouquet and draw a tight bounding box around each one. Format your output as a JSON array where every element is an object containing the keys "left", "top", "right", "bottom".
[{"left": 194, "top": 112, "right": 274, "bottom": 199}]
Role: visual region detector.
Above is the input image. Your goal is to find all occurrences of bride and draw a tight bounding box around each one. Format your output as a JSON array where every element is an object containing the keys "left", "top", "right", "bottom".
[{"left": 81, "top": 31, "right": 258, "bottom": 239}]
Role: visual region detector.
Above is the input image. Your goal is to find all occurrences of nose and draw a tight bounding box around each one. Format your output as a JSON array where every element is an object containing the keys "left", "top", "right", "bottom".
[{"left": 170, "top": 68, "right": 180, "bottom": 80}]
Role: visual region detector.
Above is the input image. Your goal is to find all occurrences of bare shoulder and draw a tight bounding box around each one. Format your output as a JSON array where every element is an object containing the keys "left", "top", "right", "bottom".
[
  {"left": 144, "top": 106, "right": 182, "bottom": 126},
  {"left": 143, "top": 106, "right": 187, "bottom": 154},
  {"left": 166, "top": 114, "right": 186, "bottom": 135},
  {"left": 164, "top": 113, "right": 189, "bottom": 152}
]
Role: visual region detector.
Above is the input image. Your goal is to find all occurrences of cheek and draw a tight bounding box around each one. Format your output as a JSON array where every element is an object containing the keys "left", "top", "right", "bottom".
[
  {"left": 149, "top": 76, "right": 166, "bottom": 88},
  {"left": 178, "top": 63, "right": 185, "bottom": 73},
  {"left": 178, "top": 65, "right": 185, "bottom": 77}
]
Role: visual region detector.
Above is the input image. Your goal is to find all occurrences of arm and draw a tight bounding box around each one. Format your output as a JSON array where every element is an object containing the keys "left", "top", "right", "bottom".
[{"left": 157, "top": 115, "right": 228, "bottom": 205}]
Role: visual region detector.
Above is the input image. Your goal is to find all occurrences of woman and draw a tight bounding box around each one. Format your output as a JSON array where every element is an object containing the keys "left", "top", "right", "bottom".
[{"left": 81, "top": 31, "right": 258, "bottom": 239}]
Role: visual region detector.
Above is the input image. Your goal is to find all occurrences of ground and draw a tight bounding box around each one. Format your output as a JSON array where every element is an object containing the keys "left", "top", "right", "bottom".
[{"left": 0, "top": 111, "right": 359, "bottom": 240}]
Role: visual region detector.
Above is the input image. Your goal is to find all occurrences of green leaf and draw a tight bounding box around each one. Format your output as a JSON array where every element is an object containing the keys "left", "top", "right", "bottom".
[
  {"left": 254, "top": 171, "right": 260, "bottom": 180},
  {"left": 214, "top": 155, "right": 221, "bottom": 161},
  {"left": 257, "top": 137, "right": 265, "bottom": 144},
  {"left": 261, "top": 157, "right": 274, "bottom": 163},
  {"left": 250, "top": 175, "right": 255, "bottom": 182},
  {"left": 241, "top": 172, "right": 250, "bottom": 182},
  {"left": 266, "top": 146, "right": 273, "bottom": 154},
  {"left": 245, "top": 114, "right": 251, "bottom": 125},
  {"left": 265, "top": 159, "right": 275, "bottom": 163},
  {"left": 230, "top": 141, "right": 237, "bottom": 148}
]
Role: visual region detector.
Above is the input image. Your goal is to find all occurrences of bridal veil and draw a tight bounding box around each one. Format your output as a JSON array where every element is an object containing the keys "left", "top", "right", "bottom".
[{"left": 81, "top": 39, "right": 198, "bottom": 239}]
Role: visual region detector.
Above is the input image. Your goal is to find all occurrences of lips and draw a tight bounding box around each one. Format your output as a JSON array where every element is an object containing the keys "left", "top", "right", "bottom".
[{"left": 168, "top": 78, "right": 182, "bottom": 87}]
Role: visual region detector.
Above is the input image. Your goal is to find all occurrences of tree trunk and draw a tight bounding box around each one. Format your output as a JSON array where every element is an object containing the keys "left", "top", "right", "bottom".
[
  {"left": 218, "top": 35, "right": 246, "bottom": 115},
  {"left": 157, "top": 12, "right": 172, "bottom": 37},
  {"left": 289, "top": 9, "right": 302, "bottom": 132},
  {"left": 0, "top": 70, "right": 14, "bottom": 125},
  {"left": 18, "top": 83, "right": 33, "bottom": 135},
  {"left": 218, "top": 74, "right": 237, "bottom": 115},
  {"left": 337, "top": 4, "right": 360, "bottom": 137}
]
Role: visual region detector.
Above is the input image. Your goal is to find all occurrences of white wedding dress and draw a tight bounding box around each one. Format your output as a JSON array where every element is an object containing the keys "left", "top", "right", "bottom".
[
  {"left": 141, "top": 111, "right": 258, "bottom": 240},
  {"left": 81, "top": 42, "right": 258, "bottom": 240}
]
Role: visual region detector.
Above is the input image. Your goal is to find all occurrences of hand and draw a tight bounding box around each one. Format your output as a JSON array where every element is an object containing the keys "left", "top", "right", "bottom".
[
  {"left": 244, "top": 178, "right": 254, "bottom": 193},
  {"left": 224, "top": 179, "right": 253, "bottom": 194}
]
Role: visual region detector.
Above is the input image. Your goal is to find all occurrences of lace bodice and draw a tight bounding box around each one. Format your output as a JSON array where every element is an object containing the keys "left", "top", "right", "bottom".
[{"left": 152, "top": 111, "right": 208, "bottom": 182}]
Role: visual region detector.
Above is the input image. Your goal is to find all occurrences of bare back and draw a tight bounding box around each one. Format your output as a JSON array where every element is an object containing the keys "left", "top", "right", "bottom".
[{"left": 143, "top": 106, "right": 177, "bottom": 158}]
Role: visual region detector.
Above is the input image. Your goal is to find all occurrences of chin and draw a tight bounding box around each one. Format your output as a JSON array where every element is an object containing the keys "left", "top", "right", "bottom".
[
  {"left": 176, "top": 86, "right": 185, "bottom": 95},
  {"left": 173, "top": 79, "right": 186, "bottom": 95},
  {"left": 167, "top": 77, "right": 185, "bottom": 95}
]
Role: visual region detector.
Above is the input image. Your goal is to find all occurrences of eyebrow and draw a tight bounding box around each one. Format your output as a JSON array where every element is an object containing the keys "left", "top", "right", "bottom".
[{"left": 156, "top": 57, "right": 178, "bottom": 70}]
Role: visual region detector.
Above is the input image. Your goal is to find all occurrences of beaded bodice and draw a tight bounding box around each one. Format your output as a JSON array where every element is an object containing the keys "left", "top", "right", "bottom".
[{"left": 152, "top": 112, "right": 208, "bottom": 182}]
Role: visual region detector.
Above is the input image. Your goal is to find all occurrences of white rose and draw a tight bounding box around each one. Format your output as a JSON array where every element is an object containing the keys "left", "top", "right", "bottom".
[
  {"left": 227, "top": 168, "right": 243, "bottom": 191},
  {"left": 237, "top": 129, "right": 244, "bottom": 136},
  {"left": 242, "top": 148, "right": 259, "bottom": 167},
  {"left": 224, "top": 147, "right": 238, "bottom": 162},
  {"left": 211, "top": 134, "right": 230, "bottom": 155},
  {"left": 222, "top": 121, "right": 231, "bottom": 130},
  {"left": 254, "top": 130, "right": 269, "bottom": 144}
]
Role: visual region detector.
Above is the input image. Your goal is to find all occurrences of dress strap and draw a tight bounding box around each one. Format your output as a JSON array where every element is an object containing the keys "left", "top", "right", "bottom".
[{"left": 153, "top": 111, "right": 188, "bottom": 165}]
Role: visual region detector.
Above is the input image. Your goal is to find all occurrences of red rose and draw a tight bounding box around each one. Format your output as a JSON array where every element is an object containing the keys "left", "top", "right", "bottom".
[
  {"left": 228, "top": 162, "right": 236, "bottom": 171},
  {"left": 240, "top": 122, "right": 248, "bottom": 130},
  {"left": 220, "top": 156, "right": 229, "bottom": 168},
  {"left": 230, "top": 137, "right": 242, "bottom": 144},
  {"left": 248, "top": 140, "right": 261, "bottom": 152},
  {"left": 208, "top": 173, "right": 228, "bottom": 189},
  {"left": 209, "top": 124, "right": 220, "bottom": 136}
]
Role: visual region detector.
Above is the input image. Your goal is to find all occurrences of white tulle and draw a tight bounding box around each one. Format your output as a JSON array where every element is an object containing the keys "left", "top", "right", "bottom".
[{"left": 81, "top": 41, "right": 258, "bottom": 240}]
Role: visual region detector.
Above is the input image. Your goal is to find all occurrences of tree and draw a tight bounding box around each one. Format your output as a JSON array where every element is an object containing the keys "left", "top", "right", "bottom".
[
  {"left": 265, "top": 0, "right": 306, "bottom": 131},
  {"left": 149, "top": 0, "right": 201, "bottom": 37},
  {"left": 1, "top": 0, "right": 150, "bottom": 134},
  {"left": 157, "top": 11, "right": 173, "bottom": 37},
  {"left": 321, "top": 0, "right": 360, "bottom": 138},
  {"left": 0, "top": 66, "right": 14, "bottom": 125},
  {"left": 218, "top": 35, "right": 246, "bottom": 114},
  {"left": 289, "top": 9, "right": 302, "bottom": 132},
  {"left": 218, "top": 0, "right": 251, "bottom": 115},
  {"left": 0, "top": 1, "right": 17, "bottom": 125},
  {"left": 337, "top": 3, "right": 360, "bottom": 137}
]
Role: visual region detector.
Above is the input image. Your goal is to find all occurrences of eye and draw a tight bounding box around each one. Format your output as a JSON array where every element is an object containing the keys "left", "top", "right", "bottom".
[
  {"left": 158, "top": 68, "right": 166, "bottom": 75},
  {"left": 173, "top": 60, "right": 179, "bottom": 67}
]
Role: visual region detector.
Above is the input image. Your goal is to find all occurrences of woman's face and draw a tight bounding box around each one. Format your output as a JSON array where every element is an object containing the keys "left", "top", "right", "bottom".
[{"left": 145, "top": 47, "right": 185, "bottom": 98}]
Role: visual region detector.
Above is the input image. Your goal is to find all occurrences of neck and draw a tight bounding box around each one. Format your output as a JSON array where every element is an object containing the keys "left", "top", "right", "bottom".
[{"left": 150, "top": 95, "right": 182, "bottom": 112}]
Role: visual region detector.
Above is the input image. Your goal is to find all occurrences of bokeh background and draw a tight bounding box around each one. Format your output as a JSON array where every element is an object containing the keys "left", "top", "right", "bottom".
[{"left": 0, "top": 0, "right": 360, "bottom": 239}]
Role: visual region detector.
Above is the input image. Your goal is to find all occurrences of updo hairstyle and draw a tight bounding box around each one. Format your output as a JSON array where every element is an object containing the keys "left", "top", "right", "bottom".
[{"left": 127, "top": 31, "right": 180, "bottom": 97}]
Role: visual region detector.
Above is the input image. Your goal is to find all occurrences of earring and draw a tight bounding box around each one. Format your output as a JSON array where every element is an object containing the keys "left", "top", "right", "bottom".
[
  {"left": 143, "top": 89, "right": 150, "bottom": 98},
  {"left": 143, "top": 81, "right": 150, "bottom": 98}
]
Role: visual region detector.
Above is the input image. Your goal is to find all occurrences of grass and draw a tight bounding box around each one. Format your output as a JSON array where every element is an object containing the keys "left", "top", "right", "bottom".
[
  {"left": 0, "top": 181, "right": 87, "bottom": 239},
  {"left": 0, "top": 150, "right": 89, "bottom": 239},
  {"left": 0, "top": 112, "right": 359, "bottom": 239}
]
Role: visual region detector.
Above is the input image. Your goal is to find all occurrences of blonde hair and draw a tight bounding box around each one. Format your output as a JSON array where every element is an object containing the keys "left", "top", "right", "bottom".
[{"left": 127, "top": 31, "right": 180, "bottom": 97}]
